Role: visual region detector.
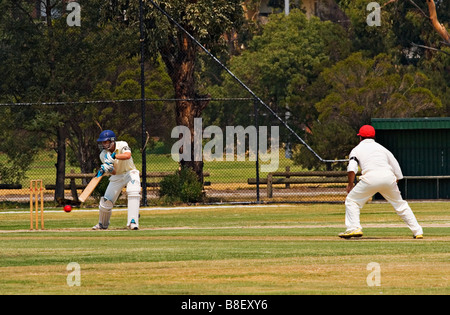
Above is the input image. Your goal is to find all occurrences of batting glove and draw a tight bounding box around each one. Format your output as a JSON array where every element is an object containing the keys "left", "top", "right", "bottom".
[
  {"left": 104, "top": 152, "right": 116, "bottom": 164},
  {"left": 100, "top": 162, "right": 114, "bottom": 174}
]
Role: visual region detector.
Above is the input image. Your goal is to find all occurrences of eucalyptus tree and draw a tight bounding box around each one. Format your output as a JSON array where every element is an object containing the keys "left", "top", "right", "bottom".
[{"left": 101, "top": 0, "right": 245, "bottom": 181}]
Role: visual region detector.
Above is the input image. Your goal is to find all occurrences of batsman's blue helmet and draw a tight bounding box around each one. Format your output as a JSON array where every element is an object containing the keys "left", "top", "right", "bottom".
[{"left": 97, "top": 130, "right": 116, "bottom": 142}]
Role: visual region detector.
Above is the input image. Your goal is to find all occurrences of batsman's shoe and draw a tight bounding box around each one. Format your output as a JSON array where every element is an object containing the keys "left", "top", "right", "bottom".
[
  {"left": 128, "top": 219, "right": 139, "bottom": 230},
  {"left": 338, "top": 228, "right": 363, "bottom": 239},
  {"left": 92, "top": 223, "right": 108, "bottom": 230},
  {"left": 413, "top": 234, "right": 423, "bottom": 239}
]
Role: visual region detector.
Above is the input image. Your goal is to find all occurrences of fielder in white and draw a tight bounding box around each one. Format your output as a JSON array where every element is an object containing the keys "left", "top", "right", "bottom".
[
  {"left": 92, "top": 130, "right": 141, "bottom": 230},
  {"left": 339, "top": 125, "right": 423, "bottom": 239}
]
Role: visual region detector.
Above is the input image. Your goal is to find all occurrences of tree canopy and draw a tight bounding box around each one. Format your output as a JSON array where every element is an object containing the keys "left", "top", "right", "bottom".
[
  {"left": 294, "top": 52, "right": 443, "bottom": 170},
  {"left": 0, "top": 0, "right": 448, "bottom": 185},
  {"left": 204, "top": 9, "right": 351, "bottom": 129}
]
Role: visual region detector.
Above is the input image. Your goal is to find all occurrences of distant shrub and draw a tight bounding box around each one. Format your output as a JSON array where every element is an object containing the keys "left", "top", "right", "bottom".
[{"left": 159, "top": 167, "right": 203, "bottom": 203}]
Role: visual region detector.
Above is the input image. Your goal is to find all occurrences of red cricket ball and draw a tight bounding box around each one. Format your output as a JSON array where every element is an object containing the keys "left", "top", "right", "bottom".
[{"left": 64, "top": 205, "right": 72, "bottom": 213}]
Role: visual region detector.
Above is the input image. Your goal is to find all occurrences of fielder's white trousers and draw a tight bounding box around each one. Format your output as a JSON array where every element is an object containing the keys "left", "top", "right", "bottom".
[{"left": 345, "top": 172, "right": 423, "bottom": 236}]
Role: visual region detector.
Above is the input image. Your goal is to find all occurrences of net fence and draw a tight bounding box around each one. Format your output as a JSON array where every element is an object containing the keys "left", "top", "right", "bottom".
[
  {"left": 0, "top": 0, "right": 350, "bottom": 207},
  {"left": 0, "top": 97, "right": 348, "bottom": 207}
]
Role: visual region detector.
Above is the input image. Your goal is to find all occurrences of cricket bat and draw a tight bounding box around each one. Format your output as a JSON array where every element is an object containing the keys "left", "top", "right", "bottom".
[{"left": 78, "top": 174, "right": 104, "bottom": 203}]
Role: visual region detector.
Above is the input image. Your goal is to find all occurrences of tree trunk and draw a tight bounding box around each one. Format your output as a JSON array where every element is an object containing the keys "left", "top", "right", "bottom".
[
  {"left": 54, "top": 125, "right": 66, "bottom": 205},
  {"left": 160, "top": 32, "right": 209, "bottom": 183},
  {"left": 45, "top": 0, "right": 63, "bottom": 203},
  {"left": 68, "top": 123, "right": 100, "bottom": 184},
  {"left": 45, "top": 0, "right": 55, "bottom": 78},
  {"left": 79, "top": 145, "right": 98, "bottom": 180}
]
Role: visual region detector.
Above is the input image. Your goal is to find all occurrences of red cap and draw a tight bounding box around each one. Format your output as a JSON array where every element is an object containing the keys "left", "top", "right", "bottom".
[{"left": 357, "top": 125, "right": 375, "bottom": 138}]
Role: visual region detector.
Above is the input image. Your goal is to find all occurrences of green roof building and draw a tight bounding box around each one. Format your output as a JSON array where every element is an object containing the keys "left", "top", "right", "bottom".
[{"left": 371, "top": 118, "right": 450, "bottom": 199}]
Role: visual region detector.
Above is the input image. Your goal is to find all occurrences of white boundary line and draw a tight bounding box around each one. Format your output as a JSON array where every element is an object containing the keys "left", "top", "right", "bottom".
[
  {"left": 0, "top": 223, "right": 449, "bottom": 234},
  {"left": 0, "top": 204, "right": 290, "bottom": 214}
]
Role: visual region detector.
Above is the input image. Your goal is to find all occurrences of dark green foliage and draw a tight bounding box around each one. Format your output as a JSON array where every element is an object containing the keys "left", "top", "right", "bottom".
[{"left": 159, "top": 167, "right": 204, "bottom": 203}]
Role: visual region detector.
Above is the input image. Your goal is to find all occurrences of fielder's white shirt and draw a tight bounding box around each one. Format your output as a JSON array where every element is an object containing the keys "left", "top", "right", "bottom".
[
  {"left": 347, "top": 139, "right": 403, "bottom": 180},
  {"left": 100, "top": 141, "right": 137, "bottom": 176}
]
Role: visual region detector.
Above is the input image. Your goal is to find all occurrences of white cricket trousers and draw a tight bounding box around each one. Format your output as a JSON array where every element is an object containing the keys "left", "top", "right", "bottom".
[
  {"left": 345, "top": 172, "right": 423, "bottom": 236},
  {"left": 101, "top": 169, "right": 141, "bottom": 227}
]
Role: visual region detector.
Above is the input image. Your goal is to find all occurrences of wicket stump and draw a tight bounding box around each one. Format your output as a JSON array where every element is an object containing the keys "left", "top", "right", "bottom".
[{"left": 30, "top": 180, "right": 44, "bottom": 230}]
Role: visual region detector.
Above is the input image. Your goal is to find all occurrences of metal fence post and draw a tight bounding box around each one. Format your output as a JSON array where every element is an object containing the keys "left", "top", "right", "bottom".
[
  {"left": 254, "top": 97, "right": 260, "bottom": 203},
  {"left": 140, "top": 0, "right": 147, "bottom": 206}
]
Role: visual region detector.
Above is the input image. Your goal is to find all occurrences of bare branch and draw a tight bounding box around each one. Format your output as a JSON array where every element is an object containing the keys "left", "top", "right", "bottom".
[
  {"left": 426, "top": 0, "right": 450, "bottom": 44},
  {"left": 380, "top": 0, "right": 398, "bottom": 8},
  {"left": 408, "top": 0, "right": 429, "bottom": 19},
  {"left": 412, "top": 42, "right": 450, "bottom": 56},
  {"left": 382, "top": 0, "right": 429, "bottom": 18},
  {"left": 383, "top": 0, "right": 450, "bottom": 45}
]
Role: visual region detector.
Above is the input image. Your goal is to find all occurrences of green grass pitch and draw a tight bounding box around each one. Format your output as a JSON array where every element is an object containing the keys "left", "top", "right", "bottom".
[{"left": 0, "top": 203, "right": 449, "bottom": 295}]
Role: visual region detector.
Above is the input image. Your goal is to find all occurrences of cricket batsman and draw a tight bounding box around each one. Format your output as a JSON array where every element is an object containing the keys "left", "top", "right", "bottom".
[
  {"left": 92, "top": 130, "right": 141, "bottom": 230},
  {"left": 339, "top": 125, "right": 423, "bottom": 239}
]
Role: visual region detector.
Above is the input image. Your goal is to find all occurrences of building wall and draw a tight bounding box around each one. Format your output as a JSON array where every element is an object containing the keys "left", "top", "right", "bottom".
[{"left": 372, "top": 118, "right": 450, "bottom": 199}]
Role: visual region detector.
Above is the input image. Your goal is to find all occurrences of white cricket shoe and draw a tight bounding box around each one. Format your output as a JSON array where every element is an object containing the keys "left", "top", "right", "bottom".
[
  {"left": 92, "top": 223, "right": 108, "bottom": 230},
  {"left": 128, "top": 219, "right": 139, "bottom": 230}
]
